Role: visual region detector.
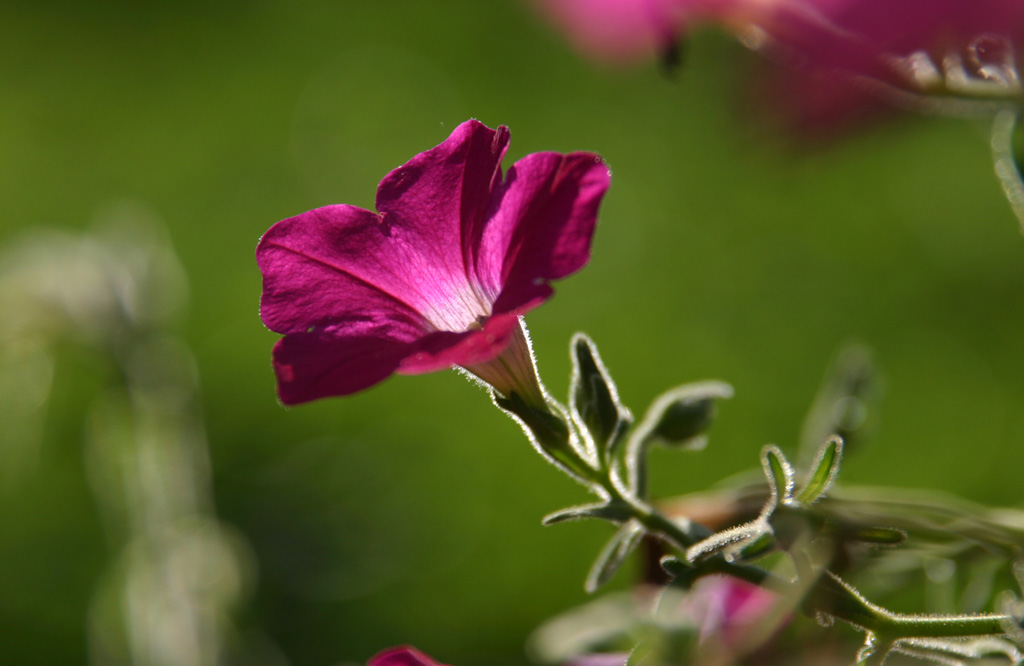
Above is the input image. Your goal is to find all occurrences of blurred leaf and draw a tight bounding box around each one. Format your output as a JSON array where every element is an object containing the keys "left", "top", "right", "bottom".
[
  {"left": 820, "top": 487, "right": 1024, "bottom": 558},
  {"left": 845, "top": 526, "right": 906, "bottom": 546},
  {"left": 991, "top": 108, "right": 1024, "bottom": 232},
  {"left": 799, "top": 344, "right": 877, "bottom": 464},
  {"left": 1013, "top": 108, "right": 1024, "bottom": 182},
  {"left": 585, "top": 520, "right": 645, "bottom": 593},
  {"left": 527, "top": 592, "right": 639, "bottom": 664}
]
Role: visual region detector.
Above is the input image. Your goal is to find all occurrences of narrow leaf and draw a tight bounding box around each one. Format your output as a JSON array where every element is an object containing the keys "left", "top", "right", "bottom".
[
  {"left": 761, "top": 445, "right": 794, "bottom": 505},
  {"left": 795, "top": 436, "right": 843, "bottom": 505},
  {"left": 542, "top": 500, "right": 634, "bottom": 526},
  {"left": 848, "top": 526, "right": 906, "bottom": 546},
  {"left": 585, "top": 520, "right": 645, "bottom": 593}
]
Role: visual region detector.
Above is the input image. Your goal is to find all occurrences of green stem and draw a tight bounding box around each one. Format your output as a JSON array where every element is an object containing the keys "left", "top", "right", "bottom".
[
  {"left": 586, "top": 471, "right": 705, "bottom": 551},
  {"left": 551, "top": 398, "right": 1016, "bottom": 647},
  {"left": 592, "top": 466, "right": 1014, "bottom": 643}
]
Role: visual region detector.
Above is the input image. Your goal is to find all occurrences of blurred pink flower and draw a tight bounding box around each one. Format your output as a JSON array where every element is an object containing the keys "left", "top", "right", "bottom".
[
  {"left": 531, "top": 0, "right": 1024, "bottom": 131},
  {"left": 755, "top": 0, "right": 1024, "bottom": 132},
  {"left": 369, "top": 646, "right": 447, "bottom": 666},
  {"left": 366, "top": 583, "right": 778, "bottom": 666},
  {"left": 257, "top": 119, "right": 609, "bottom": 405},
  {"left": 680, "top": 574, "right": 781, "bottom": 646},
  {"left": 530, "top": 0, "right": 686, "bottom": 62}
]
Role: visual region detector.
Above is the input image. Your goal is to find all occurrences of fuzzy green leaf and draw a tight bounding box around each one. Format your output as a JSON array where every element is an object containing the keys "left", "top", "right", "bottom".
[
  {"left": 795, "top": 436, "right": 843, "bottom": 505},
  {"left": 542, "top": 501, "right": 634, "bottom": 526},
  {"left": 848, "top": 526, "right": 906, "bottom": 546},
  {"left": 761, "top": 445, "right": 794, "bottom": 505},
  {"left": 631, "top": 381, "right": 732, "bottom": 450},
  {"left": 569, "top": 333, "right": 632, "bottom": 455}
]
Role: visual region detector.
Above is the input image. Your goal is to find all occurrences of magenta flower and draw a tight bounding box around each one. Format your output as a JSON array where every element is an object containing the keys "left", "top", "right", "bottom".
[
  {"left": 369, "top": 646, "right": 447, "bottom": 666},
  {"left": 257, "top": 120, "right": 609, "bottom": 405}
]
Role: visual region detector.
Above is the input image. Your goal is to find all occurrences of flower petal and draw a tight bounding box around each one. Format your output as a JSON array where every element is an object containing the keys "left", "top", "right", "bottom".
[
  {"left": 681, "top": 575, "right": 782, "bottom": 645},
  {"left": 272, "top": 326, "right": 419, "bottom": 404},
  {"left": 374, "top": 119, "right": 510, "bottom": 328},
  {"left": 368, "top": 647, "right": 446, "bottom": 666},
  {"left": 532, "top": 0, "right": 683, "bottom": 62},
  {"left": 398, "top": 311, "right": 523, "bottom": 374},
  {"left": 257, "top": 204, "right": 431, "bottom": 335},
  {"left": 475, "top": 151, "right": 610, "bottom": 314}
]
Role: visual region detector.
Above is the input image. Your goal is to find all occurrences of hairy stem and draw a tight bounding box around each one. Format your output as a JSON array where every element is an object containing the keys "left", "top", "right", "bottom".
[
  {"left": 545, "top": 394, "right": 1017, "bottom": 651},
  {"left": 585, "top": 460, "right": 1014, "bottom": 646}
]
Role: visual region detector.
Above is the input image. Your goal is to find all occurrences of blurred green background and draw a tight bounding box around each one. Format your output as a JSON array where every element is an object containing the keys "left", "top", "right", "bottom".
[{"left": 3, "top": 1, "right": 1024, "bottom": 665}]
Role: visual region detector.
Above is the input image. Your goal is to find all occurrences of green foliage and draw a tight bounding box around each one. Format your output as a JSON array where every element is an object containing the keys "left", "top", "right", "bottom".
[
  {"left": 570, "top": 333, "right": 633, "bottom": 462},
  {"left": 539, "top": 334, "right": 1024, "bottom": 666},
  {"left": 631, "top": 382, "right": 733, "bottom": 451}
]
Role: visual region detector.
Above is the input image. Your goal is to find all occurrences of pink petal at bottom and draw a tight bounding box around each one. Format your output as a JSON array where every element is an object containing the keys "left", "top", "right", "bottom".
[
  {"left": 272, "top": 331, "right": 414, "bottom": 404},
  {"left": 368, "top": 646, "right": 447, "bottom": 666}
]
